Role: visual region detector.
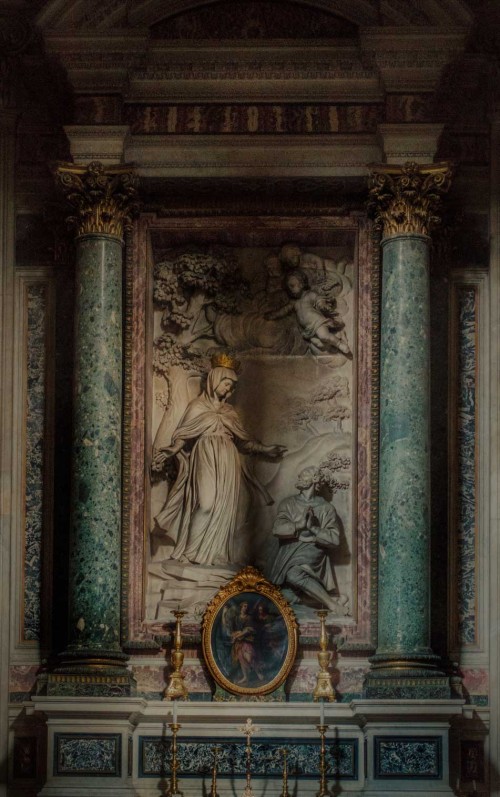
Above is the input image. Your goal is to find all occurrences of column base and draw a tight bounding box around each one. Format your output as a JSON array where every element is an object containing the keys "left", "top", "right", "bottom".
[
  {"left": 364, "top": 653, "right": 451, "bottom": 699},
  {"left": 44, "top": 648, "right": 136, "bottom": 696}
]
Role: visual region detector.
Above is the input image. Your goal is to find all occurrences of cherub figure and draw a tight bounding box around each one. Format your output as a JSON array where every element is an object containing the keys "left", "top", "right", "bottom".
[{"left": 265, "top": 268, "right": 352, "bottom": 358}]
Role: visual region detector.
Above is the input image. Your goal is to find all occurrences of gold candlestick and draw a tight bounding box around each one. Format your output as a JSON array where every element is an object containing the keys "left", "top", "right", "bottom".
[
  {"left": 280, "top": 748, "right": 290, "bottom": 797},
  {"left": 164, "top": 609, "right": 189, "bottom": 700},
  {"left": 169, "top": 722, "right": 182, "bottom": 797},
  {"left": 240, "top": 718, "right": 259, "bottom": 797},
  {"left": 313, "top": 609, "right": 335, "bottom": 702},
  {"left": 317, "top": 724, "right": 329, "bottom": 797},
  {"left": 210, "top": 746, "right": 220, "bottom": 797}
]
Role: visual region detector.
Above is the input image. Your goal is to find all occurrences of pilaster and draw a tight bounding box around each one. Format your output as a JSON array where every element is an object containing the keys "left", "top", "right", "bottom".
[
  {"left": 488, "top": 106, "right": 500, "bottom": 797},
  {"left": 0, "top": 106, "right": 19, "bottom": 797}
]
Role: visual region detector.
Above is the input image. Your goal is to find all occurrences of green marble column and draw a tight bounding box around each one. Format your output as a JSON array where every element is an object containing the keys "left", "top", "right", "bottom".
[
  {"left": 51, "top": 162, "right": 138, "bottom": 693},
  {"left": 365, "top": 162, "right": 453, "bottom": 699}
]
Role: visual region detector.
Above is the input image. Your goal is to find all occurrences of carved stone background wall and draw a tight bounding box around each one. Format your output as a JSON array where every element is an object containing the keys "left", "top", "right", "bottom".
[{"left": 123, "top": 215, "right": 378, "bottom": 667}]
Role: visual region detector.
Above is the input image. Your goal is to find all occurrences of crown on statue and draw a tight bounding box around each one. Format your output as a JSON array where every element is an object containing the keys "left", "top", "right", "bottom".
[{"left": 210, "top": 351, "right": 241, "bottom": 372}]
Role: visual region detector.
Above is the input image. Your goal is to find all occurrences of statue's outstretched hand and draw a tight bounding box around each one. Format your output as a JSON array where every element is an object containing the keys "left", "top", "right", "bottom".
[
  {"left": 264, "top": 444, "right": 287, "bottom": 459},
  {"left": 151, "top": 443, "right": 182, "bottom": 471}
]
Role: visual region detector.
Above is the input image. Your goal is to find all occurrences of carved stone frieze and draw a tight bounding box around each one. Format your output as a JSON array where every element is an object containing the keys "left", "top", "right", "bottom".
[
  {"left": 367, "top": 161, "right": 453, "bottom": 238},
  {"left": 53, "top": 161, "right": 139, "bottom": 238}
]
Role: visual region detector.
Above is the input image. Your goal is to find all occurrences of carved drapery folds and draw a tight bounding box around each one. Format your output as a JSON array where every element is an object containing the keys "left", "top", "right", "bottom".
[
  {"left": 53, "top": 160, "right": 139, "bottom": 239},
  {"left": 368, "top": 161, "right": 453, "bottom": 238}
]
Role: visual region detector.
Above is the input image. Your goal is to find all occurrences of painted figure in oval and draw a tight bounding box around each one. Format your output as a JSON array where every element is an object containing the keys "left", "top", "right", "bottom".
[{"left": 152, "top": 353, "right": 287, "bottom": 566}]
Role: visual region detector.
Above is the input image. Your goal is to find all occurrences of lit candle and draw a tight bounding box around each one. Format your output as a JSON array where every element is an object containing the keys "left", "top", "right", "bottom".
[
  {"left": 173, "top": 701, "right": 177, "bottom": 724},
  {"left": 320, "top": 699, "right": 325, "bottom": 726}
]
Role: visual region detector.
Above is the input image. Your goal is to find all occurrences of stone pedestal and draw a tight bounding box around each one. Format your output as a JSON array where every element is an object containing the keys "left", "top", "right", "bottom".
[
  {"left": 365, "top": 162, "right": 453, "bottom": 699},
  {"left": 30, "top": 696, "right": 464, "bottom": 797}
]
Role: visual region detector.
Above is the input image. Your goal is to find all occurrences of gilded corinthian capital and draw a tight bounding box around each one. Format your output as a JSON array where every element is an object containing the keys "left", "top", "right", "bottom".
[
  {"left": 53, "top": 161, "right": 139, "bottom": 239},
  {"left": 368, "top": 162, "right": 453, "bottom": 238}
]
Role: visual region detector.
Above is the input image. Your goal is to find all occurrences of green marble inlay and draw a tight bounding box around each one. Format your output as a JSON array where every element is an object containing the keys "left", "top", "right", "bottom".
[
  {"left": 69, "top": 234, "right": 123, "bottom": 652},
  {"left": 378, "top": 234, "right": 431, "bottom": 656},
  {"left": 24, "top": 284, "right": 48, "bottom": 641}
]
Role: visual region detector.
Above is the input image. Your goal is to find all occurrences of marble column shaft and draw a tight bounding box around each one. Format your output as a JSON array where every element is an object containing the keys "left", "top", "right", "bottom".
[
  {"left": 367, "top": 162, "right": 452, "bottom": 689},
  {"left": 69, "top": 233, "right": 123, "bottom": 654},
  {"left": 54, "top": 161, "right": 138, "bottom": 672},
  {"left": 377, "top": 233, "right": 431, "bottom": 655}
]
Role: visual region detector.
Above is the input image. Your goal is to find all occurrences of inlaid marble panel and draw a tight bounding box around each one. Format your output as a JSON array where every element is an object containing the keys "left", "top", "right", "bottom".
[
  {"left": 23, "top": 283, "right": 48, "bottom": 642},
  {"left": 374, "top": 736, "right": 442, "bottom": 779},
  {"left": 455, "top": 285, "right": 478, "bottom": 646},
  {"left": 54, "top": 734, "right": 121, "bottom": 776},
  {"left": 139, "top": 737, "right": 358, "bottom": 779},
  {"left": 449, "top": 278, "right": 483, "bottom": 657}
]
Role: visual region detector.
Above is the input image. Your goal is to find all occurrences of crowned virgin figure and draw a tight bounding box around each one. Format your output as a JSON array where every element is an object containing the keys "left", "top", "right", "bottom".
[{"left": 152, "top": 353, "right": 287, "bottom": 567}]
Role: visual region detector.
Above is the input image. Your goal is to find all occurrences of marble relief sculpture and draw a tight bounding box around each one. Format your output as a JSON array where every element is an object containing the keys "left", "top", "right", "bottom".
[
  {"left": 147, "top": 240, "right": 354, "bottom": 622},
  {"left": 151, "top": 355, "right": 286, "bottom": 566},
  {"left": 265, "top": 268, "right": 352, "bottom": 358},
  {"left": 270, "top": 466, "right": 350, "bottom": 616}
]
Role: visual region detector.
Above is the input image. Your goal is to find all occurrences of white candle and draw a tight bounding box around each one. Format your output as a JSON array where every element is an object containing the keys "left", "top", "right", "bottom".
[
  {"left": 320, "top": 699, "right": 325, "bottom": 726},
  {"left": 173, "top": 701, "right": 177, "bottom": 724}
]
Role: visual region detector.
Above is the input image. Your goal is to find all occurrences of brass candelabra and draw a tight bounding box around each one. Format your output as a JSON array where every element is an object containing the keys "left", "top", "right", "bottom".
[
  {"left": 210, "top": 746, "right": 220, "bottom": 797},
  {"left": 164, "top": 609, "right": 189, "bottom": 700},
  {"left": 317, "top": 724, "right": 329, "bottom": 797},
  {"left": 240, "top": 718, "right": 259, "bottom": 797},
  {"left": 313, "top": 609, "right": 336, "bottom": 702},
  {"left": 169, "top": 721, "right": 182, "bottom": 797},
  {"left": 280, "top": 748, "right": 290, "bottom": 797}
]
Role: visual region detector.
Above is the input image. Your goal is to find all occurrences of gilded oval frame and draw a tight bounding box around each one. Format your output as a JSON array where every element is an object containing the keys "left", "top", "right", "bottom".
[{"left": 201, "top": 566, "right": 298, "bottom": 697}]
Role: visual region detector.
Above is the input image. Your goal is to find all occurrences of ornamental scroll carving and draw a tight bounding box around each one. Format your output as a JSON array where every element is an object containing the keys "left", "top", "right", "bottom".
[
  {"left": 53, "top": 161, "right": 139, "bottom": 238},
  {"left": 367, "top": 162, "right": 453, "bottom": 238}
]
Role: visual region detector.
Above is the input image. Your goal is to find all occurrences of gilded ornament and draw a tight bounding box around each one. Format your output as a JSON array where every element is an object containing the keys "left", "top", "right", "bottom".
[
  {"left": 53, "top": 161, "right": 139, "bottom": 239},
  {"left": 164, "top": 609, "right": 189, "bottom": 700},
  {"left": 368, "top": 161, "right": 453, "bottom": 238},
  {"left": 202, "top": 566, "right": 298, "bottom": 697},
  {"left": 210, "top": 351, "right": 241, "bottom": 371},
  {"left": 313, "top": 609, "right": 336, "bottom": 702}
]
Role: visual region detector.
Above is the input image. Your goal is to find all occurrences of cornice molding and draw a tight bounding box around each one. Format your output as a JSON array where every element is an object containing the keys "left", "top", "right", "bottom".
[
  {"left": 360, "top": 26, "right": 469, "bottom": 92},
  {"left": 39, "top": 27, "right": 470, "bottom": 101}
]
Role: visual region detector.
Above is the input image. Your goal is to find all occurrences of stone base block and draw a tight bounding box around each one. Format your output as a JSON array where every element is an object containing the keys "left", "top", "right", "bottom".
[
  {"left": 364, "top": 674, "right": 452, "bottom": 699},
  {"left": 46, "top": 672, "right": 136, "bottom": 698},
  {"left": 365, "top": 652, "right": 451, "bottom": 698}
]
